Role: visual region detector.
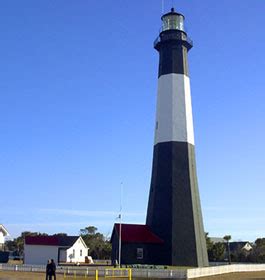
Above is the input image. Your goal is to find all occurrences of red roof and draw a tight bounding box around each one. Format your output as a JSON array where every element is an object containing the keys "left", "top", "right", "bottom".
[
  {"left": 112, "top": 223, "right": 163, "bottom": 244},
  {"left": 25, "top": 236, "right": 79, "bottom": 246}
]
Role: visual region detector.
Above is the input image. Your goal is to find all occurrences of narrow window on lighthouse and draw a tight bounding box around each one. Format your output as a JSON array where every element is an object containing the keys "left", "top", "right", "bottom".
[{"left": 136, "top": 248, "right": 143, "bottom": 259}]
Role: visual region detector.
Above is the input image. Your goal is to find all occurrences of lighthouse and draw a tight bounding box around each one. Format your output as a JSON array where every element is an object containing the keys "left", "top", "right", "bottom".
[{"left": 146, "top": 8, "right": 209, "bottom": 267}]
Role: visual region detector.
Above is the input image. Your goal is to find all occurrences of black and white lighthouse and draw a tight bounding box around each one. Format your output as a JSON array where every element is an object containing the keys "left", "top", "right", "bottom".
[{"left": 146, "top": 8, "right": 209, "bottom": 267}]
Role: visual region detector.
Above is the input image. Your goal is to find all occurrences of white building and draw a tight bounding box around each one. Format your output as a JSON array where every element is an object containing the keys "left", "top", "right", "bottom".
[
  {"left": 0, "top": 224, "right": 9, "bottom": 250},
  {"left": 24, "top": 235, "right": 90, "bottom": 265}
]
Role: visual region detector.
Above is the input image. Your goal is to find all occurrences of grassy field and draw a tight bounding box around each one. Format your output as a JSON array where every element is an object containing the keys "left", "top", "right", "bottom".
[{"left": 1, "top": 270, "right": 265, "bottom": 280}]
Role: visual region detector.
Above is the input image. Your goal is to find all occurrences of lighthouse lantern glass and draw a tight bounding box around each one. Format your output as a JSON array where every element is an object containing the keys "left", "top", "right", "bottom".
[{"left": 162, "top": 14, "right": 185, "bottom": 32}]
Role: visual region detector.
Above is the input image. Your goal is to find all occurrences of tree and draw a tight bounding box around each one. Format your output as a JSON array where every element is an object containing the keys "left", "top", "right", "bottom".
[
  {"left": 252, "top": 238, "right": 265, "bottom": 263},
  {"left": 255, "top": 238, "right": 265, "bottom": 248},
  {"left": 4, "top": 240, "right": 17, "bottom": 252},
  {"left": 223, "top": 235, "right": 231, "bottom": 242},
  {"left": 80, "top": 226, "right": 97, "bottom": 236},
  {"left": 208, "top": 242, "right": 225, "bottom": 261},
  {"left": 205, "top": 232, "right": 213, "bottom": 260},
  {"left": 205, "top": 233, "right": 213, "bottom": 250},
  {"left": 80, "top": 226, "right": 111, "bottom": 260},
  {"left": 223, "top": 235, "right": 232, "bottom": 264},
  {"left": 53, "top": 233, "right": 68, "bottom": 237}
]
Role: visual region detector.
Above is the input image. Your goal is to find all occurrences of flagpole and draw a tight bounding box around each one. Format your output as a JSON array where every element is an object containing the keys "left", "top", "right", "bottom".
[
  {"left": 118, "top": 182, "right": 123, "bottom": 268},
  {"left": 118, "top": 213, "right": 122, "bottom": 268}
]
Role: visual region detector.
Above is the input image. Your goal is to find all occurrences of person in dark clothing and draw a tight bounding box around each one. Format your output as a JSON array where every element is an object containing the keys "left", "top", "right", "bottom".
[
  {"left": 51, "top": 259, "right": 56, "bottom": 280},
  {"left": 46, "top": 259, "right": 53, "bottom": 280}
]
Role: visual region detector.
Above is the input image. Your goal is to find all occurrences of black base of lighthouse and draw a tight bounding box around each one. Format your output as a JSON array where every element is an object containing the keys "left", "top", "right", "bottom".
[{"left": 146, "top": 141, "right": 208, "bottom": 267}]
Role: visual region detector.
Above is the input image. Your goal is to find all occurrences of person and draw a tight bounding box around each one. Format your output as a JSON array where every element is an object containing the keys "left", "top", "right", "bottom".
[
  {"left": 46, "top": 259, "right": 53, "bottom": 280},
  {"left": 51, "top": 259, "right": 56, "bottom": 280}
]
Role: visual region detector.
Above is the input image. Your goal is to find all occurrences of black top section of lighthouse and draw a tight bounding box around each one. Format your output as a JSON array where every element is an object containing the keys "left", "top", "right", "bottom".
[
  {"left": 146, "top": 8, "right": 209, "bottom": 267},
  {"left": 154, "top": 8, "right": 192, "bottom": 77}
]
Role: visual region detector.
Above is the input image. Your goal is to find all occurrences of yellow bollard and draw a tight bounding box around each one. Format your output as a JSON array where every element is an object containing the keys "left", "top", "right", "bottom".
[
  {"left": 129, "top": 268, "right": 132, "bottom": 280},
  {"left": 74, "top": 271, "right": 77, "bottom": 279},
  {"left": 95, "top": 269, "right": 98, "bottom": 280},
  {"left": 64, "top": 271, "right": 66, "bottom": 279}
]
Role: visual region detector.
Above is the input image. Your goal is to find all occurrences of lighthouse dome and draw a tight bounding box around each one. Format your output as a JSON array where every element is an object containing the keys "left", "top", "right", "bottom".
[{"left": 161, "top": 8, "right": 185, "bottom": 32}]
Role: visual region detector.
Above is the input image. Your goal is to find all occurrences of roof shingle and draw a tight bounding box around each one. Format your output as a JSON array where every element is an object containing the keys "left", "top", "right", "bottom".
[
  {"left": 25, "top": 235, "right": 79, "bottom": 247},
  {"left": 112, "top": 223, "right": 163, "bottom": 244}
]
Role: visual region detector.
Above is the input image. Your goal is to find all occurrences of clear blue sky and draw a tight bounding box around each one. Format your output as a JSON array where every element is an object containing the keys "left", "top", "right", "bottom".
[{"left": 1, "top": 0, "right": 265, "bottom": 242}]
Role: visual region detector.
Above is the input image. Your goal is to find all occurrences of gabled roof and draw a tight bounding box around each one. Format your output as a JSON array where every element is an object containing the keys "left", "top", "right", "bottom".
[
  {"left": 25, "top": 235, "right": 79, "bottom": 247},
  {"left": 111, "top": 223, "right": 164, "bottom": 244},
  {"left": 229, "top": 242, "right": 252, "bottom": 252},
  {"left": 0, "top": 224, "right": 9, "bottom": 236}
]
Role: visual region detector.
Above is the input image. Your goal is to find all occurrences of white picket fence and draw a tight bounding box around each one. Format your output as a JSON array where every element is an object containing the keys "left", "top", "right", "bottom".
[
  {"left": 0, "top": 264, "right": 99, "bottom": 276},
  {"left": 187, "top": 264, "right": 265, "bottom": 278},
  {"left": 1, "top": 263, "right": 265, "bottom": 279}
]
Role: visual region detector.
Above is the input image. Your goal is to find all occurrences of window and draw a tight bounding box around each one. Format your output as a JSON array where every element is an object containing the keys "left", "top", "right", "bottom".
[
  {"left": 162, "top": 14, "right": 185, "bottom": 32},
  {"left": 136, "top": 248, "right": 143, "bottom": 260},
  {"left": 80, "top": 249, "right": 82, "bottom": 256}
]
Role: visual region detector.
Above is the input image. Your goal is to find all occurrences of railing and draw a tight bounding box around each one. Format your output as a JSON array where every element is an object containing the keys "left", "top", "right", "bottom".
[
  {"left": 153, "top": 36, "right": 161, "bottom": 48},
  {"left": 186, "top": 36, "right": 193, "bottom": 47},
  {"left": 153, "top": 33, "right": 193, "bottom": 48},
  {"left": 2, "top": 263, "right": 265, "bottom": 279},
  {"left": 0, "top": 264, "right": 187, "bottom": 279}
]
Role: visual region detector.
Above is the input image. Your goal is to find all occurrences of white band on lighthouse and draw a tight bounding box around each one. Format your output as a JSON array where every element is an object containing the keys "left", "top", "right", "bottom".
[{"left": 154, "top": 73, "right": 195, "bottom": 145}]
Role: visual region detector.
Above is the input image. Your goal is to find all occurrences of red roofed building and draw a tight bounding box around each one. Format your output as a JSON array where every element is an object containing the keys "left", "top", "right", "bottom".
[
  {"left": 24, "top": 235, "right": 89, "bottom": 265},
  {"left": 111, "top": 223, "right": 164, "bottom": 265}
]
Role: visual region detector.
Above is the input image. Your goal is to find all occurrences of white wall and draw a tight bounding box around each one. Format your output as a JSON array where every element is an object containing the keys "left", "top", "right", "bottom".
[
  {"left": 0, "top": 231, "right": 4, "bottom": 246},
  {"left": 24, "top": 244, "right": 59, "bottom": 265},
  {"left": 66, "top": 238, "right": 88, "bottom": 263},
  {"left": 155, "top": 74, "right": 195, "bottom": 145}
]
